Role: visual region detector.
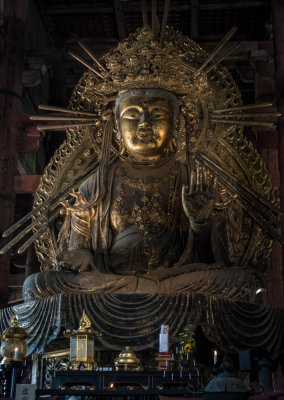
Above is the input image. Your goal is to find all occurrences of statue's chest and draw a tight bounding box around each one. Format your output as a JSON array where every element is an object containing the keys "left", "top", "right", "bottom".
[{"left": 110, "top": 170, "right": 176, "bottom": 239}]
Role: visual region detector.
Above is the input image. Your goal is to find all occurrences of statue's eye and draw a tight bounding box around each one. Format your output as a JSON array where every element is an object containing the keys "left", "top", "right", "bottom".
[
  {"left": 151, "top": 108, "right": 168, "bottom": 119},
  {"left": 122, "top": 109, "right": 141, "bottom": 120}
]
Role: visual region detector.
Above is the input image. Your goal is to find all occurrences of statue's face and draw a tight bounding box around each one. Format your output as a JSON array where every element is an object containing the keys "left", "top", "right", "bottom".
[{"left": 118, "top": 95, "right": 174, "bottom": 162}]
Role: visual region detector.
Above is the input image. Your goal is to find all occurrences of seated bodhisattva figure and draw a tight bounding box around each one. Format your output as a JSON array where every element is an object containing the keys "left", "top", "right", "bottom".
[{"left": 20, "top": 26, "right": 278, "bottom": 302}]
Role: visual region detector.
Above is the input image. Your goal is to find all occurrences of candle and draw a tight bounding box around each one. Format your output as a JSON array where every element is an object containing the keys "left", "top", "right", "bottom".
[
  {"left": 14, "top": 347, "right": 18, "bottom": 361},
  {"left": 214, "top": 350, "right": 218, "bottom": 365},
  {"left": 10, "top": 368, "right": 16, "bottom": 398}
]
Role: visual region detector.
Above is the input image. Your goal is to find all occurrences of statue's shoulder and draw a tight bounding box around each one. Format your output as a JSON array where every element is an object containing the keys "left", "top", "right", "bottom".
[
  {"left": 78, "top": 162, "right": 118, "bottom": 200},
  {"left": 79, "top": 172, "right": 98, "bottom": 200}
]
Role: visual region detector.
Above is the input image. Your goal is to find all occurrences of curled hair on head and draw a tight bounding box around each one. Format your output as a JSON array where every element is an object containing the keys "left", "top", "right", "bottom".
[{"left": 115, "top": 88, "right": 179, "bottom": 140}]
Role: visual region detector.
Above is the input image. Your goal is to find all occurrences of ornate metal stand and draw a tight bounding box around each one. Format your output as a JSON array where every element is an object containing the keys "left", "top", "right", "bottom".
[{"left": 0, "top": 361, "right": 24, "bottom": 398}]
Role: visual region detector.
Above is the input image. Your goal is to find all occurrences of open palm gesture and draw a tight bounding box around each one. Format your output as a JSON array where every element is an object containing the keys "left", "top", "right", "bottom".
[{"left": 182, "top": 163, "right": 218, "bottom": 226}]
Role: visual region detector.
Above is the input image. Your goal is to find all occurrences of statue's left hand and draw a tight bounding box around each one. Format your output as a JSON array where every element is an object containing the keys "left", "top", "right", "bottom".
[
  {"left": 182, "top": 165, "right": 218, "bottom": 227},
  {"left": 56, "top": 248, "right": 97, "bottom": 273}
]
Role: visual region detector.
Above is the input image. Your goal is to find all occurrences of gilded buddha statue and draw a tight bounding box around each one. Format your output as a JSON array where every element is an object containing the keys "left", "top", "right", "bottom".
[
  {"left": 24, "top": 87, "right": 240, "bottom": 299},
  {"left": 1, "top": 25, "right": 280, "bottom": 303}
]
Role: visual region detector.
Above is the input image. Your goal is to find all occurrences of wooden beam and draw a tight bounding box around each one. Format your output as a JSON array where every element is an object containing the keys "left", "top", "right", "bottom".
[
  {"left": 113, "top": 0, "right": 126, "bottom": 40},
  {"left": 46, "top": 5, "right": 113, "bottom": 14},
  {"left": 45, "top": 1, "right": 269, "bottom": 14},
  {"left": 14, "top": 175, "right": 41, "bottom": 194},
  {"left": 22, "top": 69, "right": 42, "bottom": 87},
  {"left": 26, "top": 41, "right": 264, "bottom": 66},
  {"left": 17, "top": 136, "right": 39, "bottom": 154},
  {"left": 8, "top": 273, "right": 25, "bottom": 288},
  {"left": 0, "top": 0, "right": 29, "bottom": 307},
  {"left": 199, "top": 1, "right": 269, "bottom": 10},
  {"left": 7, "top": 289, "right": 23, "bottom": 304}
]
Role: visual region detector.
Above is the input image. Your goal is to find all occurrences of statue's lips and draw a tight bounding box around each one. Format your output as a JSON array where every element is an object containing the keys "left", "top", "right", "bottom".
[{"left": 136, "top": 129, "right": 154, "bottom": 142}]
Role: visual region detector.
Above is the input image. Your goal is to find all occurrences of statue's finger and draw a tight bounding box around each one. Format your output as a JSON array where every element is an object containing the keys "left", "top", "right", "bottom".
[
  {"left": 206, "top": 170, "right": 211, "bottom": 192},
  {"left": 203, "top": 168, "right": 207, "bottom": 188},
  {"left": 78, "top": 264, "right": 86, "bottom": 273},
  {"left": 200, "top": 165, "right": 204, "bottom": 191},
  {"left": 196, "top": 164, "right": 201, "bottom": 191},
  {"left": 72, "top": 260, "right": 81, "bottom": 268},
  {"left": 190, "top": 169, "right": 196, "bottom": 193},
  {"left": 182, "top": 184, "right": 189, "bottom": 200},
  {"left": 90, "top": 258, "right": 96, "bottom": 271},
  {"left": 77, "top": 192, "right": 85, "bottom": 202},
  {"left": 212, "top": 176, "right": 218, "bottom": 197},
  {"left": 70, "top": 190, "right": 78, "bottom": 199}
]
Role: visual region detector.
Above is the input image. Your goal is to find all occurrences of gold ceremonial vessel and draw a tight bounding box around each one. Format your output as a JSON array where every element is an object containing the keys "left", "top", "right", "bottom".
[
  {"left": 114, "top": 346, "right": 141, "bottom": 371},
  {"left": 0, "top": 315, "right": 30, "bottom": 364}
]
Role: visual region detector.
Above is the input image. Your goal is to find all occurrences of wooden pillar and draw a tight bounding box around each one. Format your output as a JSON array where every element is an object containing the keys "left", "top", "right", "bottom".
[
  {"left": 0, "top": 0, "right": 29, "bottom": 307},
  {"left": 269, "top": 0, "right": 284, "bottom": 392},
  {"left": 271, "top": 0, "right": 284, "bottom": 310}
]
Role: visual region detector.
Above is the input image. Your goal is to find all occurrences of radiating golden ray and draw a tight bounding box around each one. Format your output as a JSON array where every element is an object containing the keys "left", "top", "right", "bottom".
[
  {"left": 38, "top": 104, "right": 98, "bottom": 117},
  {"left": 68, "top": 50, "right": 104, "bottom": 79},
  {"left": 160, "top": 0, "right": 171, "bottom": 45},
  {"left": 37, "top": 122, "right": 98, "bottom": 131},
  {"left": 195, "top": 26, "right": 237, "bottom": 75},
  {"left": 205, "top": 43, "right": 240, "bottom": 75},
  {"left": 211, "top": 119, "right": 274, "bottom": 127},
  {"left": 30, "top": 115, "right": 95, "bottom": 121},
  {"left": 212, "top": 112, "right": 281, "bottom": 118},
  {"left": 195, "top": 152, "right": 284, "bottom": 244},
  {"left": 0, "top": 204, "right": 60, "bottom": 254},
  {"left": 197, "top": 152, "right": 284, "bottom": 221},
  {"left": 17, "top": 212, "right": 60, "bottom": 254},
  {"left": 141, "top": 0, "right": 148, "bottom": 26},
  {"left": 77, "top": 40, "right": 107, "bottom": 72},
  {"left": 1, "top": 160, "right": 100, "bottom": 240},
  {"left": 151, "top": 0, "right": 158, "bottom": 40},
  {"left": 181, "top": 62, "right": 197, "bottom": 73},
  {"left": 213, "top": 102, "right": 273, "bottom": 113}
]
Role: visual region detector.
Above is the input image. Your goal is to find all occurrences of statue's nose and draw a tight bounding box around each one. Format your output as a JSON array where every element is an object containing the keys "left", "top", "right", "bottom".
[{"left": 139, "top": 111, "right": 151, "bottom": 127}]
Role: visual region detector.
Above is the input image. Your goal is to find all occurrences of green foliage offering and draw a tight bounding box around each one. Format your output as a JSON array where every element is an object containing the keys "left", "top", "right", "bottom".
[{"left": 177, "top": 326, "right": 196, "bottom": 355}]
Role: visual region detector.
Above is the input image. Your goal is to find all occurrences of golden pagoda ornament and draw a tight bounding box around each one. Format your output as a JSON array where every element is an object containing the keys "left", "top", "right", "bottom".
[
  {"left": 64, "top": 311, "right": 100, "bottom": 370},
  {"left": 114, "top": 346, "right": 141, "bottom": 371}
]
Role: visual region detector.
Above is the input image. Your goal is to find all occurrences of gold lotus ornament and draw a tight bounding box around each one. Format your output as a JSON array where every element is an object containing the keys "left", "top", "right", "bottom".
[
  {"left": 114, "top": 346, "right": 142, "bottom": 371},
  {"left": 0, "top": 315, "right": 30, "bottom": 364},
  {"left": 64, "top": 311, "right": 100, "bottom": 370}
]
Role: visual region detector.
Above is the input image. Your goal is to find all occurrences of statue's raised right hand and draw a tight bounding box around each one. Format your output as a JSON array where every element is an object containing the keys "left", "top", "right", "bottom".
[
  {"left": 56, "top": 248, "right": 97, "bottom": 273},
  {"left": 182, "top": 164, "right": 218, "bottom": 228}
]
